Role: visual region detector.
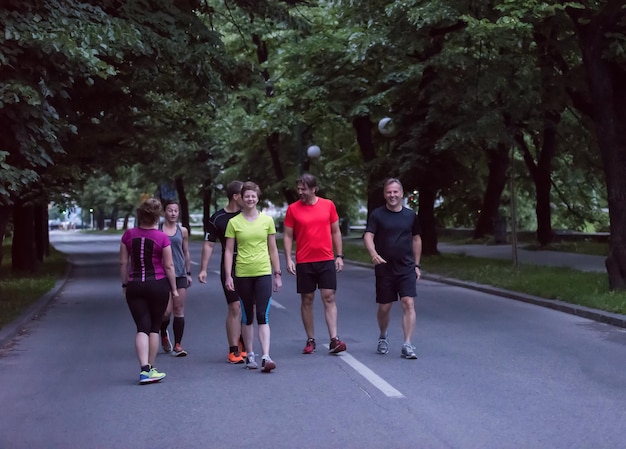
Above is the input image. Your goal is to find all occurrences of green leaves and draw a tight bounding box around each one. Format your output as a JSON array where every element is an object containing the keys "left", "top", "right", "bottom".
[
  {"left": 1, "top": 0, "right": 234, "bottom": 205},
  {"left": 0, "top": 0, "right": 620, "bottom": 241}
]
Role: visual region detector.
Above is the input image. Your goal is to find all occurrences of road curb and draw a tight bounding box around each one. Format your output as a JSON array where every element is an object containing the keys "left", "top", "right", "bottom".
[
  {"left": 0, "top": 263, "right": 72, "bottom": 349},
  {"left": 347, "top": 260, "right": 626, "bottom": 330},
  {"left": 423, "top": 273, "right": 626, "bottom": 329}
]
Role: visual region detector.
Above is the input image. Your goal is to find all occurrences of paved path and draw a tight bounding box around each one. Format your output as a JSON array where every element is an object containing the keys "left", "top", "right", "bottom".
[
  {"left": 437, "top": 243, "right": 606, "bottom": 272},
  {"left": 2, "top": 233, "right": 626, "bottom": 449}
]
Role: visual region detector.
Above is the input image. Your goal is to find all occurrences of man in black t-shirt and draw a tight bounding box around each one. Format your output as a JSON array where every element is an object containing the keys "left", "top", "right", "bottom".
[
  {"left": 364, "top": 178, "right": 422, "bottom": 359},
  {"left": 198, "top": 180, "right": 246, "bottom": 364}
]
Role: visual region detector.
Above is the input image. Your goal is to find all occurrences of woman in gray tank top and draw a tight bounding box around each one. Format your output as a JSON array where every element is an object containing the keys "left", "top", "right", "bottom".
[{"left": 159, "top": 200, "right": 192, "bottom": 357}]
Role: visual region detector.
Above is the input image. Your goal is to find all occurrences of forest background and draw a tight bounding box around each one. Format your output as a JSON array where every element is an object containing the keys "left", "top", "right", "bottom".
[{"left": 1, "top": 0, "right": 626, "bottom": 290}]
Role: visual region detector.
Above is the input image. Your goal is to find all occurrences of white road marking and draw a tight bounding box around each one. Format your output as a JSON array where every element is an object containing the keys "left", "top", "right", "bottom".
[
  {"left": 197, "top": 269, "right": 396, "bottom": 396},
  {"left": 270, "top": 300, "right": 286, "bottom": 310},
  {"left": 323, "top": 344, "right": 405, "bottom": 398}
]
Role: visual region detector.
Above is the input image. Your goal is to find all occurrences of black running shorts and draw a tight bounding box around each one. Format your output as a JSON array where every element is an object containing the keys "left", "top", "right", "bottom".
[
  {"left": 375, "top": 272, "right": 417, "bottom": 304},
  {"left": 296, "top": 260, "right": 337, "bottom": 293}
]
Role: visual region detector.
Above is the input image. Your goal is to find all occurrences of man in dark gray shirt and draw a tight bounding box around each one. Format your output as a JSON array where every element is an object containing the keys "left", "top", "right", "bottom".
[{"left": 364, "top": 178, "right": 422, "bottom": 359}]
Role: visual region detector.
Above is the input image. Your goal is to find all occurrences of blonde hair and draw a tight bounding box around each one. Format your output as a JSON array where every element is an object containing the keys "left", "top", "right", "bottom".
[{"left": 137, "top": 198, "right": 162, "bottom": 226}]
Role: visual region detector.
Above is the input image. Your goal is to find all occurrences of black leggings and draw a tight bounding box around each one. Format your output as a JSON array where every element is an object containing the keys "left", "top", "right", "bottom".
[
  {"left": 126, "top": 278, "right": 170, "bottom": 334},
  {"left": 235, "top": 275, "right": 272, "bottom": 326}
]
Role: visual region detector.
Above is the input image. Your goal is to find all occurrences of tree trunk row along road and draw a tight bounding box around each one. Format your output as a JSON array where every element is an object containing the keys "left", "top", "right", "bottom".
[{"left": 1, "top": 232, "right": 626, "bottom": 449}]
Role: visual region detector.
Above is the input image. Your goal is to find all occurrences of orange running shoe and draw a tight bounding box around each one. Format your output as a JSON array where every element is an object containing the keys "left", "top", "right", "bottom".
[
  {"left": 161, "top": 330, "right": 172, "bottom": 353},
  {"left": 238, "top": 336, "right": 247, "bottom": 358},
  {"left": 171, "top": 344, "right": 187, "bottom": 357},
  {"left": 228, "top": 351, "right": 244, "bottom": 364}
]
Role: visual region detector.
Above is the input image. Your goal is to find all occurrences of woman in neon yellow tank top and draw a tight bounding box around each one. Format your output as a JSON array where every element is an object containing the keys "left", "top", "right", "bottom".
[{"left": 223, "top": 182, "right": 282, "bottom": 372}]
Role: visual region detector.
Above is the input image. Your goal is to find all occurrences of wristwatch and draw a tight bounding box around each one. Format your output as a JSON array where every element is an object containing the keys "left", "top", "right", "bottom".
[{"left": 336, "top": 254, "right": 345, "bottom": 259}]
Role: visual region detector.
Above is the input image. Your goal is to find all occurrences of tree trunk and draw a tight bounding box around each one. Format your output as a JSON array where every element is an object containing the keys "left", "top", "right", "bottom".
[
  {"left": 43, "top": 202, "right": 50, "bottom": 257},
  {"left": 418, "top": 184, "right": 439, "bottom": 256},
  {"left": 110, "top": 206, "right": 119, "bottom": 231},
  {"left": 353, "top": 116, "right": 386, "bottom": 218},
  {"left": 571, "top": 2, "right": 626, "bottom": 289},
  {"left": 96, "top": 207, "right": 105, "bottom": 230},
  {"left": 174, "top": 175, "right": 190, "bottom": 234},
  {"left": 0, "top": 205, "right": 11, "bottom": 279},
  {"left": 34, "top": 200, "right": 46, "bottom": 262},
  {"left": 526, "top": 21, "right": 564, "bottom": 247},
  {"left": 517, "top": 118, "right": 557, "bottom": 247},
  {"left": 534, "top": 132, "right": 555, "bottom": 247},
  {"left": 473, "top": 145, "right": 509, "bottom": 239},
  {"left": 12, "top": 201, "right": 38, "bottom": 272},
  {"left": 267, "top": 132, "right": 297, "bottom": 205},
  {"left": 251, "top": 33, "right": 297, "bottom": 205},
  {"left": 202, "top": 182, "right": 213, "bottom": 232}
]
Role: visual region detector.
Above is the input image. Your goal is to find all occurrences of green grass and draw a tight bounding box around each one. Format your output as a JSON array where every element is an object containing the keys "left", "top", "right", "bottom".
[
  {"left": 526, "top": 240, "right": 609, "bottom": 257},
  {"left": 342, "top": 239, "right": 626, "bottom": 315},
  {"left": 0, "top": 243, "right": 67, "bottom": 330}
]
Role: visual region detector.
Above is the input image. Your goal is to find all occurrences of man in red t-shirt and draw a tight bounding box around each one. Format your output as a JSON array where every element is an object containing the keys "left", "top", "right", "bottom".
[{"left": 283, "top": 174, "right": 347, "bottom": 355}]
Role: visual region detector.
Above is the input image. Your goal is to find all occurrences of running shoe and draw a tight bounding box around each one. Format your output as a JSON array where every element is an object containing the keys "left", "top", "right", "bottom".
[
  {"left": 245, "top": 353, "right": 258, "bottom": 370},
  {"left": 238, "top": 336, "right": 247, "bottom": 358},
  {"left": 302, "top": 338, "right": 316, "bottom": 354},
  {"left": 329, "top": 337, "right": 347, "bottom": 354},
  {"left": 261, "top": 357, "right": 276, "bottom": 373},
  {"left": 139, "top": 367, "right": 166, "bottom": 384},
  {"left": 161, "top": 330, "right": 172, "bottom": 353},
  {"left": 171, "top": 344, "right": 187, "bottom": 357},
  {"left": 139, "top": 370, "right": 151, "bottom": 384},
  {"left": 377, "top": 337, "right": 389, "bottom": 355},
  {"left": 401, "top": 343, "right": 417, "bottom": 359},
  {"left": 228, "top": 351, "right": 244, "bottom": 364}
]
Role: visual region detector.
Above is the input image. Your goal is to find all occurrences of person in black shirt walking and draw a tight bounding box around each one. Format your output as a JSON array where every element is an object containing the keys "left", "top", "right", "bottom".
[
  {"left": 198, "top": 181, "right": 247, "bottom": 364},
  {"left": 363, "top": 178, "right": 422, "bottom": 359}
]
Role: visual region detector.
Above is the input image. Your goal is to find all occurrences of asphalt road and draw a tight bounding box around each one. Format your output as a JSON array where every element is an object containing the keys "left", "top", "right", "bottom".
[{"left": 1, "top": 232, "right": 626, "bottom": 449}]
